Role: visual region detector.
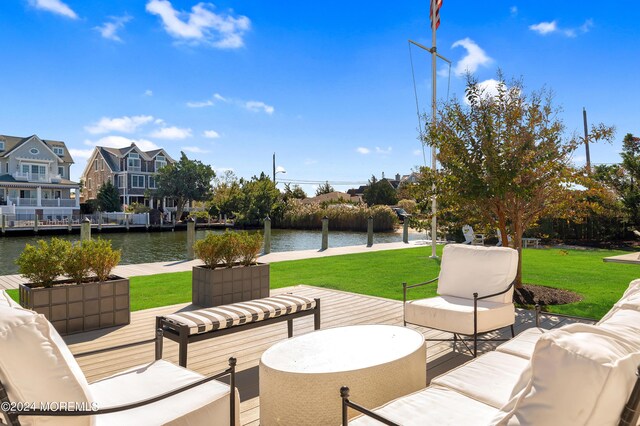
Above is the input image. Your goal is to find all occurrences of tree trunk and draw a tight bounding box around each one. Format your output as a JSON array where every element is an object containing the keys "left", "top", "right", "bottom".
[
  {"left": 513, "top": 218, "right": 524, "bottom": 289},
  {"left": 176, "top": 198, "right": 187, "bottom": 222}
]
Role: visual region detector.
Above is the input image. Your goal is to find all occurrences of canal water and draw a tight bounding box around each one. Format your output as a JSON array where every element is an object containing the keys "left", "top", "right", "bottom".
[{"left": 0, "top": 229, "right": 425, "bottom": 275}]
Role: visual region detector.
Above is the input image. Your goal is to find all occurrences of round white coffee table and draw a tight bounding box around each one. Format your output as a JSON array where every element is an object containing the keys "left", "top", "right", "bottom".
[{"left": 259, "top": 324, "right": 426, "bottom": 426}]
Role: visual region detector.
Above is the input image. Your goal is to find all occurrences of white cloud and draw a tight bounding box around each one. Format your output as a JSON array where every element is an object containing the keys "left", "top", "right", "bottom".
[
  {"left": 203, "top": 130, "right": 220, "bottom": 139},
  {"left": 529, "top": 19, "right": 593, "bottom": 37},
  {"left": 84, "top": 136, "right": 160, "bottom": 151},
  {"left": 144, "top": 89, "right": 153, "bottom": 96},
  {"left": 213, "top": 93, "right": 227, "bottom": 102},
  {"left": 85, "top": 115, "right": 154, "bottom": 134},
  {"left": 182, "top": 146, "right": 210, "bottom": 154},
  {"left": 145, "top": 0, "right": 251, "bottom": 48},
  {"left": 375, "top": 146, "right": 392, "bottom": 154},
  {"left": 413, "top": 149, "right": 423, "bottom": 156},
  {"left": 451, "top": 38, "right": 492, "bottom": 77},
  {"left": 510, "top": 6, "right": 518, "bottom": 16},
  {"left": 356, "top": 147, "right": 370, "bottom": 155},
  {"left": 68, "top": 148, "right": 94, "bottom": 160},
  {"left": 529, "top": 21, "right": 557, "bottom": 35},
  {"left": 150, "top": 126, "right": 192, "bottom": 140},
  {"left": 244, "top": 101, "right": 274, "bottom": 115},
  {"left": 186, "top": 100, "right": 214, "bottom": 108},
  {"left": 95, "top": 15, "right": 132, "bottom": 42},
  {"left": 29, "top": 0, "right": 77, "bottom": 19}
]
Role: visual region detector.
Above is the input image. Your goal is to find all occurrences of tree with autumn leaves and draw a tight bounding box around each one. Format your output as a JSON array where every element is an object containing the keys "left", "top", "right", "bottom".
[{"left": 414, "top": 73, "right": 615, "bottom": 286}]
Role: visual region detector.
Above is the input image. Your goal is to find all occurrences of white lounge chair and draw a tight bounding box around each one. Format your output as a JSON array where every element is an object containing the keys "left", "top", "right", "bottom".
[
  {"left": 462, "top": 225, "right": 484, "bottom": 245},
  {"left": 403, "top": 244, "right": 518, "bottom": 357},
  {"left": 0, "top": 290, "right": 239, "bottom": 426},
  {"left": 496, "top": 229, "right": 513, "bottom": 247}
]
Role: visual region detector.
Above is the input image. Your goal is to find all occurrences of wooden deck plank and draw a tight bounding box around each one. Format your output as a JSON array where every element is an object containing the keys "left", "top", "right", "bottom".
[{"left": 63, "top": 285, "right": 593, "bottom": 425}]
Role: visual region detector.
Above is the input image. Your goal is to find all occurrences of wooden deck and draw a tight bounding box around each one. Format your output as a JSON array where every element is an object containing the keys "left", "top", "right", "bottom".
[{"left": 63, "top": 285, "right": 594, "bottom": 425}]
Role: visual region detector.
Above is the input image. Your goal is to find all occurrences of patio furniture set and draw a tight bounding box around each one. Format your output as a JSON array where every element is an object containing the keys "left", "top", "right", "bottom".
[
  {"left": 1, "top": 244, "right": 639, "bottom": 425},
  {"left": 463, "top": 224, "right": 541, "bottom": 248}
]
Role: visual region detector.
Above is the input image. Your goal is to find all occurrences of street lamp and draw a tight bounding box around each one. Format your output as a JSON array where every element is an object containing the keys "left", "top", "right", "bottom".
[{"left": 272, "top": 152, "right": 286, "bottom": 184}]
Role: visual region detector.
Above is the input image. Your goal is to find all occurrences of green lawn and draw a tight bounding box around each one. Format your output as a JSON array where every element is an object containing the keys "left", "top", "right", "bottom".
[{"left": 7, "top": 246, "right": 639, "bottom": 319}]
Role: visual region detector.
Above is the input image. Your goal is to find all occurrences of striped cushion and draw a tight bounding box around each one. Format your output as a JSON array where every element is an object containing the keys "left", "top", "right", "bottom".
[{"left": 162, "top": 294, "right": 316, "bottom": 335}]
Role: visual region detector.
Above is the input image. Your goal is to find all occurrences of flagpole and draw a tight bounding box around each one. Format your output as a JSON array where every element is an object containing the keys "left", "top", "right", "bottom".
[{"left": 430, "top": 0, "right": 438, "bottom": 259}]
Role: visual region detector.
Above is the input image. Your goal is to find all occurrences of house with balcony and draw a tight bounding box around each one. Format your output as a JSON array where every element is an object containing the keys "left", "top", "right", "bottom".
[
  {"left": 80, "top": 143, "right": 175, "bottom": 210},
  {"left": 0, "top": 134, "right": 80, "bottom": 217}
]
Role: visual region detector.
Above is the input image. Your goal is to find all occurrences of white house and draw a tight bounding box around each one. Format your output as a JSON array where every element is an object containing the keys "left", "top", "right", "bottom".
[{"left": 0, "top": 134, "right": 80, "bottom": 218}]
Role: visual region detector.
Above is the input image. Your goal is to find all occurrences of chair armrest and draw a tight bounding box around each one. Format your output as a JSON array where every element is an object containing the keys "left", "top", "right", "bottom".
[
  {"left": 4, "top": 358, "right": 237, "bottom": 422},
  {"left": 403, "top": 277, "right": 438, "bottom": 304},
  {"left": 340, "top": 387, "right": 399, "bottom": 426},
  {"left": 475, "top": 280, "right": 515, "bottom": 301}
]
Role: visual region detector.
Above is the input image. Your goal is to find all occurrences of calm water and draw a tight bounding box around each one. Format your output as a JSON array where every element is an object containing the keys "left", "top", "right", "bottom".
[{"left": 0, "top": 229, "right": 424, "bottom": 275}]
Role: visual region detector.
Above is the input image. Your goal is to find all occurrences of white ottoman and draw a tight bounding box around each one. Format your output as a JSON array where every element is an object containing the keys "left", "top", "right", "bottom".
[{"left": 259, "top": 324, "right": 426, "bottom": 425}]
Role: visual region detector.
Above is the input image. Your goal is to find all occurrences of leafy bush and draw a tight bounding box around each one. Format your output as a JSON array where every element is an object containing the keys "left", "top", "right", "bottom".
[
  {"left": 16, "top": 238, "right": 70, "bottom": 287},
  {"left": 238, "top": 232, "right": 263, "bottom": 266},
  {"left": 398, "top": 199, "right": 417, "bottom": 214},
  {"left": 63, "top": 241, "right": 92, "bottom": 285},
  {"left": 84, "top": 239, "right": 121, "bottom": 282},
  {"left": 188, "top": 210, "right": 210, "bottom": 223},
  {"left": 125, "top": 202, "right": 150, "bottom": 213},
  {"left": 193, "top": 233, "right": 224, "bottom": 268},
  {"left": 193, "top": 231, "right": 263, "bottom": 268}
]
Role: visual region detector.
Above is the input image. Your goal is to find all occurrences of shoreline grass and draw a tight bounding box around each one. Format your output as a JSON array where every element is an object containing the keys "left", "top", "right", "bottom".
[{"left": 6, "top": 246, "right": 639, "bottom": 319}]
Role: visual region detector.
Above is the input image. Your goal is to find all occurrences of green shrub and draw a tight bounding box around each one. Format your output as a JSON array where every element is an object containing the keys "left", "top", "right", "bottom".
[
  {"left": 194, "top": 233, "right": 224, "bottom": 268},
  {"left": 238, "top": 232, "right": 263, "bottom": 266},
  {"left": 188, "top": 210, "right": 210, "bottom": 223},
  {"left": 276, "top": 200, "right": 397, "bottom": 231},
  {"left": 125, "top": 202, "right": 150, "bottom": 213},
  {"left": 84, "top": 239, "right": 121, "bottom": 282},
  {"left": 398, "top": 199, "right": 417, "bottom": 214},
  {"left": 194, "top": 231, "right": 263, "bottom": 268},
  {"left": 15, "top": 238, "right": 70, "bottom": 287},
  {"left": 63, "top": 242, "right": 92, "bottom": 285}
]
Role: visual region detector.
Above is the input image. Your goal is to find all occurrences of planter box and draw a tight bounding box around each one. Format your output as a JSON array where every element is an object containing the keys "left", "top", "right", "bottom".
[
  {"left": 19, "top": 276, "right": 130, "bottom": 335},
  {"left": 192, "top": 263, "right": 270, "bottom": 307}
]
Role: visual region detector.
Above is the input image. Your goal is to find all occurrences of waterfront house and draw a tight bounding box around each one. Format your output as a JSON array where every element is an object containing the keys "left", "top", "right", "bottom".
[
  {"left": 80, "top": 143, "right": 175, "bottom": 210},
  {"left": 0, "top": 134, "right": 80, "bottom": 218}
]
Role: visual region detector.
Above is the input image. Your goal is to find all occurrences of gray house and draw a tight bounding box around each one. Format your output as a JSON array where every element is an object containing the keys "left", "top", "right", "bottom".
[
  {"left": 0, "top": 134, "right": 80, "bottom": 217},
  {"left": 80, "top": 143, "right": 175, "bottom": 210}
]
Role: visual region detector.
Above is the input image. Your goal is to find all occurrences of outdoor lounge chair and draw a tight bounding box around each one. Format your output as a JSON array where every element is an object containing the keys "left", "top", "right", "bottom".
[
  {"left": 462, "top": 225, "right": 484, "bottom": 245},
  {"left": 0, "top": 290, "right": 239, "bottom": 426},
  {"left": 403, "top": 244, "right": 518, "bottom": 357},
  {"left": 496, "top": 229, "right": 513, "bottom": 247}
]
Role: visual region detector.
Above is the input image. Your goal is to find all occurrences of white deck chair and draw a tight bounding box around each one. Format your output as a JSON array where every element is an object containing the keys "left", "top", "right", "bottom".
[
  {"left": 496, "top": 229, "right": 513, "bottom": 246},
  {"left": 0, "top": 292, "right": 240, "bottom": 426},
  {"left": 402, "top": 244, "right": 518, "bottom": 357},
  {"left": 462, "top": 225, "right": 484, "bottom": 245}
]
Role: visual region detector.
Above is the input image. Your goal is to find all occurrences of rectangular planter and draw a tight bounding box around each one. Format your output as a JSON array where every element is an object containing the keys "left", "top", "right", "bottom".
[
  {"left": 192, "top": 263, "right": 270, "bottom": 307},
  {"left": 19, "top": 276, "right": 130, "bottom": 335}
]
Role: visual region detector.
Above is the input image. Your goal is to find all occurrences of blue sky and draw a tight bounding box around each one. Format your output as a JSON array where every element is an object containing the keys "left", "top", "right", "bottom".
[{"left": 1, "top": 0, "right": 638, "bottom": 194}]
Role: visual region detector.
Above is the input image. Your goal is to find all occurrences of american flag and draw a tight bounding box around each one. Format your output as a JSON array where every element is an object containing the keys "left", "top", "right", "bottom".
[{"left": 430, "top": 0, "right": 443, "bottom": 30}]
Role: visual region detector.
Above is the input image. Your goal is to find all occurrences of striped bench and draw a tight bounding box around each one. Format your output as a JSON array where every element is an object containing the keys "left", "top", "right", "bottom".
[{"left": 155, "top": 294, "right": 321, "bottom": 367}]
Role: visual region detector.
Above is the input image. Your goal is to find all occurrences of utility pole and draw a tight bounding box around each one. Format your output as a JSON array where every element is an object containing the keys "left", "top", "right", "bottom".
[
  {"left": 583, "top": 108, "right": 591, "bottom": 174},
  {"left": 272, "top": 152, "right": 276, "bottom": 182}
]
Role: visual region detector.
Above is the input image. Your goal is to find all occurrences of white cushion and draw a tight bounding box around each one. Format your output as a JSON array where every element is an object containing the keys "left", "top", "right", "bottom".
[
  {"left": 432, "top": 351, "right": 529, "bottom": 409},
  {"left": 598, "top": 308, "right": 640, "bottom": 350},
  {"left": 494, "top": 323, "right": 640, "bottom": 426},
  {"left": 438, "top": 244, "right": 518, "bottom": 304},
  {"left": 0, "top": 306, "right": 93, "bottom": 426},
  {"left": 405, "top": 295, "right": 515, "bottom": 335},
  {"left": 0, "top": 290, "right": 21, "bottom": 309},
  {"left": 496, "top": 328, "right": 545, "bottom": 359},
  {"left": 349, "top": 385, "right": 500, "bottom": 426},
  {"left": 598, "top": 278, "right": 640, "bottom": 323},
  {"left": 91, "top": 360, "right": 239, "bottom": 426}
]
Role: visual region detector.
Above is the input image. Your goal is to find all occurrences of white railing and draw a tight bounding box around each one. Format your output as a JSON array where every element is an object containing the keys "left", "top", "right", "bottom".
[
  {"left": 13, "top": 172, "right": 49, "bottom": 182},
  {"left": 127, "top": 166, "right": 142, "bottom": 172},
  {"left": 14, "top": 198, "right": 37, "bottom": 206}
]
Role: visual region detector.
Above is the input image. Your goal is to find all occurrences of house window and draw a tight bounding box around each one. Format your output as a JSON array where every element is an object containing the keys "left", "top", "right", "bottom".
[
  {"left": 88, "top": 178, "right": 92, "bottom": 189},
  {"left": 30, "top": 148, "right": 39, "bottom": 155},
  {"left": 148, "top": 176, "right": 157, "bottom": 189},
  {"left": 101, "top": 160, "right": 104, "bottom": 171},
  {"left": 118, "top": 175, "right": 125, "bottom": 188},
  {"left": 0, "top": 141, "right": 4, "bottom": 151},
  {"left": 58, "top": 166, "right": 64, "bottom": 177},
  {"left": 128, "top": 153, "right": 141, "bottom": 170},
  {"left": 94, "top": 160, "right": 99, "bottom": 171},
  {"left": 53, "top": 147, "right": 64, "bottom": 156},
  {"left": 132, "top": 175, "right": 145, "bottom": 188},
  {"left": 155, "top": 155, "right": 167, "bottom": 170}
]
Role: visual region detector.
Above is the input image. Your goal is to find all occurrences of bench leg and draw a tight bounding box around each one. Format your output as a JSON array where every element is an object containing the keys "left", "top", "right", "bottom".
[
  {"left": 314, "top": 298, "right": 321, "bottom": 330},
  {"left": 287, "top": 319, "right": 293, "bottom": 338},
  {"left": 179, "top": 325, "right": 189, "bottom": 368},
  {"left": 155, "top": 317, "right": 163, "bottom": 361}
]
